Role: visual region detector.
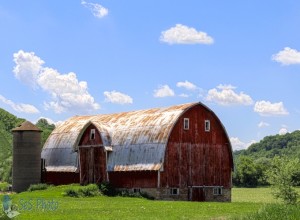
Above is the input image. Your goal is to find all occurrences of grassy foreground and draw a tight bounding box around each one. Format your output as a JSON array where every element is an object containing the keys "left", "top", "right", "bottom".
[{"left": 0, "top": 186, "right": 299, "bottom": 220}]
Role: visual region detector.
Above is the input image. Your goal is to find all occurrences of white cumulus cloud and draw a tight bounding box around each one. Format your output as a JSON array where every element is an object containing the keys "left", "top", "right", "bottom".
[
  {"left": 206, "top": 84, "right": 253, "bottom": 106},
  {"left": 81, "top": 0, "right": 108, "bottom": 18},
  {"left": 160, "top": 24, "right": 214, "bottom": 45},
  {"left": 254, "top": 101, "right": 289, "bottom": 116},
  {"left": 153, "top": 85, "right": 175, "bottom": 98},
  {"left": 104, "top": 91, "right": 133, "bottom": 105},
  {"left": 13, "top": 50, "right": 44, "bottom": 89},
  {"left": 258, "top": 121, "right": 270, "bottom": 128},
  {"left": 230, "top": 137, "right": 256, "bottom": 151},
  {"left": 13, "top": 50, "right": 100, "bottom": 114},
  {"left": 272, "top": 47, "right": 300, "bottom": 65},
  {"left": 176, "top": 80, "right": 197, "bottom": 90},
  {"left": 0, "top": 95, "right": 39, "bottom": 114},
  {"left": 279, "top": 127, "right": 288, "bottom": 135}
]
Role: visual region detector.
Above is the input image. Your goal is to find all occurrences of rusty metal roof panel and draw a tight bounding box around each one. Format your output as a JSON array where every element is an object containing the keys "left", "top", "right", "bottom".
[
  {"left": 107, "top": 143, "right": 165, "bottom": 171},
  {"left": 42, "top": 102, "right": 198, "bottom": 171},
  {"left": 46, "top": 166, "right": 78, "bottom": 172},
  {"left": 90, "top": 103, "right": 196, "bottom": 146},
  {"left": 43, "top": 117, "right": 90, "bottom": 149},
  {"left": 41, "top": 147, "right": 78, "bottom": 168}
]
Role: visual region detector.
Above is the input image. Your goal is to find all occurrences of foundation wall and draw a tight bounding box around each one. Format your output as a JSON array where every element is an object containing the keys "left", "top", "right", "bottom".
[{"left": 117, "top": 187, "right": 231, "bottom": 202}]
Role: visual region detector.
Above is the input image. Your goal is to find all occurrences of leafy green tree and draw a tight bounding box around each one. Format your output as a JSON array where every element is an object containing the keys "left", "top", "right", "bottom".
[
  {"left": 255, "top": 157, "right": 271, "bottom": 186},
  {"left": 266, "top": 156, "right": 300, "bottom": 205},
  {"left": 36, "top": 118, "right": 55, "bottom": 146},
  {"left": 36, "top": 118, "right": 55, "bottom": 130},
  {"left": 233, "top": 156, "right": 261, "bottom": 187}
]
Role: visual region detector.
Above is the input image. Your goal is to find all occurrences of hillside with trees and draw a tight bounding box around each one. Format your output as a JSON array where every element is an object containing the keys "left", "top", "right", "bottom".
[
  {"left": 233, "top": 130, "right": 300, "bottom": 187},
  {"left": 0, "top": 108, "right": 25, "bottom": 183},
  {"left": 0, "top": 108, "right": 55, "bottom": 183},
  {"left": 235, "top": 130, "right": 300, "bottom": 159}
]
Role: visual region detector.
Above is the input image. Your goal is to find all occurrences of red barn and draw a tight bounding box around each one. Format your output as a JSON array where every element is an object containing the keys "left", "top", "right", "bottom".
[{"left": 41, "top": 102, "right": 233, "bottom": 201}]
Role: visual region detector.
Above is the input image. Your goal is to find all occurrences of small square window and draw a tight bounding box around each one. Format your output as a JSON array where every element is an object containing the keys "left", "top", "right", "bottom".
[
  {"left": 90, "top": 129, "right": 96, "bottom": 140},
  {"left": 205, "top": 120, "right": 210, "bottom": 132},
  {"left": 213, "top": 187, "right": 222, "bottom": 195},
  {"left": 170, "top": 188, "right": 179, "bottom": 195},
  {"left": 183, "top": 118, "right": 189, "bottom": 130},
  {"left": 133, "top": 188, "right": 141, "bottom": 193}
]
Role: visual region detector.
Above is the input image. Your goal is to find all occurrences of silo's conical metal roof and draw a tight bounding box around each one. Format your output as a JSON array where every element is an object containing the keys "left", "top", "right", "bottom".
[{"left": 12, "top": 121, "right": 42, "bottom": 132}]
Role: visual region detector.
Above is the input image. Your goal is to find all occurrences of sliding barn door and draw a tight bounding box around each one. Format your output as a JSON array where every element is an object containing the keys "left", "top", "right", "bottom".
[{"left": 79, "top": 146, "right": 104, "bottom": 185}]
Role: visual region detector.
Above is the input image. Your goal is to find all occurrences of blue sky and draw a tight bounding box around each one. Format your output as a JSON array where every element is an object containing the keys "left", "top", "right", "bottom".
[{"left": 1, "top": 1, "right": 300, "bottom": 150}]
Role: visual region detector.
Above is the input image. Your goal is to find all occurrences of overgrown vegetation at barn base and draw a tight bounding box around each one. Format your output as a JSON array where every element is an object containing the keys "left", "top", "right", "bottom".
[
  {"left": 27, "top": 183, "right": 50, "bottom": 192},
  {"left": 98, "top": 181, "right": 117, "bottom": 196},
  {"left": 63, "top": 183, "right": 155, "bottom": 200},
  {"left": 64, "top": 184, "right": 100, "bottom": 197}
]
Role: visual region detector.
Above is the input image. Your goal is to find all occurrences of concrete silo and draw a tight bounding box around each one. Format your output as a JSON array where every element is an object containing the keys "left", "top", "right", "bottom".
[{"left": 12, "top": 121, "right": 42, "bottom": 192}]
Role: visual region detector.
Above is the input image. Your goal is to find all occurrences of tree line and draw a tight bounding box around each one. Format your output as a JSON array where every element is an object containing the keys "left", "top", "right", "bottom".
[
  {"left": 233, "top": 130, "right": 300, "bottom": 188},
  {"left": 233, "top": 130, "right": 300, "bottom": 204},
  {"left": 0, "top": 108, "right": 55, "bottom": 183}
]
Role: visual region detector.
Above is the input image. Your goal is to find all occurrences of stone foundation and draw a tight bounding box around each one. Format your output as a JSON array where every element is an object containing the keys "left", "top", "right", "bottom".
[
  {"left": 117, "top": 187, "right": 231, "bottom": 202},
  {"left": 204, "top": 188, "right": 231, "bottom": 202}
]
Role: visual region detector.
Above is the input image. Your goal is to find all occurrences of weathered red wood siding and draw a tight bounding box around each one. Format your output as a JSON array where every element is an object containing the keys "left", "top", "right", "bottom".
[
  {"left": 43, "top": 172, "right": 79, "bottom": 185},
  {"left": 79, "top": 124, "right": 103, "bottom": 146},
  {"left": 109, "top": 171, "right": 157, "bottom": 188},
  {"left": 160, "top": 105, "right": 233, "bottom": 188},
  {"left": 79, "top": 124, "right": 107, "bottom": 184}
]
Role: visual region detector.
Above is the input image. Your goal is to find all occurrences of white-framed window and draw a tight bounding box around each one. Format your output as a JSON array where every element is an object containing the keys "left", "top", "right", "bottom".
[
  {"left": 90, "top": 129, "right": 96, "bottom": 140},
  {"left": 183, "top": 118, "right": 189, "bottom": 130},
  {"left": 170, "top": 188, "right": 179, "bottom": 195},
  {"left": 205, "top": 120, "right": 210, "bottom": 132},
  {"left": 213, "top": 187, "right": 222, "bottom": 195},
  {"left": 133, "top": 188, "right": 141, "bottom": 193}
]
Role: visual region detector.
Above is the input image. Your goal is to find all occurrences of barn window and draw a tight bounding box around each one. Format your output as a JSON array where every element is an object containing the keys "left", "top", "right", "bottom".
[
  {"left": 213, "top": 187, "right": 222, "bottom": 195},
  {"left": 170, "top": 188, "right": 179, "bottom": 195},
  {"left": 90, "top": 129, "right": 96, "bottom": 140},
  {"left": 183, "top": 118, "right": 189, "bottom": 130},
  {"left": 205, "top": 120, "right": 210, "bottom": 132},
  {"left": 133, "top": 188, "right": 141, "bottom": 193}
]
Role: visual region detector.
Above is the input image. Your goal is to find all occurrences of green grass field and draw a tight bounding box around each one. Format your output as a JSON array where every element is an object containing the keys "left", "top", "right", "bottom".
[{"left": 0, "top": 186, "right": 299, "bottom": 220}]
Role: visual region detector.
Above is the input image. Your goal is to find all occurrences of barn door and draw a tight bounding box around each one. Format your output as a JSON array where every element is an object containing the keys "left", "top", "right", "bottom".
[
  {"left": 79, "top": 147, "right": 102, "bottom": 185},
  {"left": 191, "top": 188, "right": 205, "bottom": 201}
]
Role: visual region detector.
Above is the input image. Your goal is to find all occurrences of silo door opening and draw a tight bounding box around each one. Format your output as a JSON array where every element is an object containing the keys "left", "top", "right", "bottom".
[
  {"left": 191, "top": 187, "right": 205, "bottom": 201},
  {"left": 79, "top": 146, "right": 103, "bottom": 185}
]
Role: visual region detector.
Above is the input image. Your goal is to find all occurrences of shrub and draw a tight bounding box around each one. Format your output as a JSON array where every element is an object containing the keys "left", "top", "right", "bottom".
[
  {"left": 265, "top": 156, "right": 300, "bottom": 204},
  {"left": 117, "top": 189, "right": 155, "bottom": 200},
  {"left": 27, "top": 183, "right": 49, "bottom": 192},
  {"left": 118, "top": 189, "right": 142, "bottom": 198},
  {"left": 79, "top": 184, "right": 99, "bottom": 197},
  {"left": 64, "top": 184, "right": 100, "bottom": 197},
  {"left": 140, "top": 191, "right": 155, "bottom": 200},
  {"left": 64, "top": 188, "right": 80, "bottom": 198},
  {"left": 98, "top": 181, "right": 117, "bottom": 196}
]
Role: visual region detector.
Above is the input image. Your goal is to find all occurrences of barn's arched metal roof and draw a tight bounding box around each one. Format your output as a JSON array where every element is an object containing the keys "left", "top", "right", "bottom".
[{"left": 42, "top": 102, "right": 233, "bottom": 172}]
